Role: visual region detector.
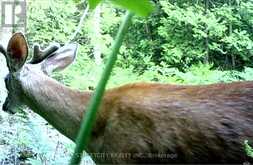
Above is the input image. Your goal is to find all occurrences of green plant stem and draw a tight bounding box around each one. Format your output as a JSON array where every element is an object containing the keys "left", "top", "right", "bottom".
[{"left": 69, "top": 11, "right": 134, "bottom": 165}]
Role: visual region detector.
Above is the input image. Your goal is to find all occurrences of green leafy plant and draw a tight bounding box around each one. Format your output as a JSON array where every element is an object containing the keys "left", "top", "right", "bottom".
[
  {"left": 245, "top": 140, "right": 253, "bottom": 158},
  {"left": 89, "top": 0, "right": 154, "bottom": 16}
]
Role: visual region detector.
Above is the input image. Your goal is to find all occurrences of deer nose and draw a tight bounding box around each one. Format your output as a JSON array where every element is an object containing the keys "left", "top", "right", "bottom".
[
  {"left": 2, "top": 100, "right": 15, "bottom": 114},
  {"left": 2, "top": 100, "right": 8, "bottom": 112}
]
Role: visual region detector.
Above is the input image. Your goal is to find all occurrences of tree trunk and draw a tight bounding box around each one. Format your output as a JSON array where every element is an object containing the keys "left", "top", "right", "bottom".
[
  {"left": 204, "top": 0, "right": 209, "bottom": 63},
  {"left": 229, "top": 0, "right": 235, "bottom": 69}
]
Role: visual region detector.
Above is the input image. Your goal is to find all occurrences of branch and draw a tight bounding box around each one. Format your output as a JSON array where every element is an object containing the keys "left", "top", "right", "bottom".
[{"left": 68, "top": 4, "right": 90, "bottom": 43}]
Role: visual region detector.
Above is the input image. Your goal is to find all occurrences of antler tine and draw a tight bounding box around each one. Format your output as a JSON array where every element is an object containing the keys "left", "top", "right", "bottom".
[
  {"left": 29, "top": 43, "right": 60, "bottom": 64},
  {"left": 0, "top": 44, "right": 6, "bottom": 56}
]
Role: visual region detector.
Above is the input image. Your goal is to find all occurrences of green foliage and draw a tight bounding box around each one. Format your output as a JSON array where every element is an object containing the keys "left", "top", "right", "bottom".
[
  {"left": 58, "top": 60, "right": 253, "bottom": 90},
  {"left": 89, "top": 0, "right": 154, "bottom": 17},
  {"left": 110, "top": 0, "right": 155, "bottom": 17},
  {"left": 157, "top": 0, "right": 253, "bottom": 69},
  {"left": 27, "top": 0, "right": 78, "bottom": 45},
  {"left": 117, "top": 0, "right": 253, "bottom": 70},
  {"left": 240, "top": 67, "right": 253, "bottom": 80},
  {"left": 245, "top": 140, "right": 253, "bottom": 158},
  {"left": 89, "top": 0, "right": 102, "bottom": 9},
  {"left": 27, "top": 0, "right": 253, "bottom": 72},
  {"left": 222, "top": 29, "right": 253, "bottom": 62},
  {"left": 158, "top": 2, "right": 206, "bottom": 67}
]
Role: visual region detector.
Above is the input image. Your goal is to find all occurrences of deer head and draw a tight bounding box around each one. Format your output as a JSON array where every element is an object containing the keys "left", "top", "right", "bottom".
[{"left": 1, "top": 32, "right": 78, "bottom": 114}]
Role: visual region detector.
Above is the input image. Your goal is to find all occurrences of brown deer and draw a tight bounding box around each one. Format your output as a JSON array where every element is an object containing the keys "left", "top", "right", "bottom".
[{"left": 1, "top": 33, "right": 253, "bottom": 164}]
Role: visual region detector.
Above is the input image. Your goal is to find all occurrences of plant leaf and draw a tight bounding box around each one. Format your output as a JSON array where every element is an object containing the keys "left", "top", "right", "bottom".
[
  {"left": 245, "top": 140, "right": 253, "bottom": 158},
  {"left": 88, "top": 0, "right": 102, "bottom": 9},
  {"left": 110, "top": 0, "right": 155, "bottom": 17}
]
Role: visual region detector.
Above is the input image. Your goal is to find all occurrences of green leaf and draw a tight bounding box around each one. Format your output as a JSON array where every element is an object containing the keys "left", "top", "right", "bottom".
[
  {"left": 110, "top": 0, "right": 154, "bottom": 17},
  {"left": 88, "top": 0, "right": 102, "bottom": 9},
  {"left": 245, "top": 140, "right": 253, "bottom": 158}
]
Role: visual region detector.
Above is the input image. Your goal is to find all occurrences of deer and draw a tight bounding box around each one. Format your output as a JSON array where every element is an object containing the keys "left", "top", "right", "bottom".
[{"left": 0, "top": 32, "right": 253, "bottom": 164}]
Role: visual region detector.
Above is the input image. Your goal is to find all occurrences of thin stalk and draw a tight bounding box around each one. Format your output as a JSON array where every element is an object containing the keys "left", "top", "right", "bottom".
[
  {"left": 204, "top": 0, "right": 209, "bottom": 63},
  {"left": 69, "top": 11, "right": 134, "bottom": 165},
  {"left": 68, "top": 4, "right": 89, "bottom": 43}
]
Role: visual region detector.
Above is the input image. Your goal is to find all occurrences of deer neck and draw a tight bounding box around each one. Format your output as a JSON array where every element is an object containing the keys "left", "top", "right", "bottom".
[{"left": 20, "top": 68, "right": 91, "bottom": 141}]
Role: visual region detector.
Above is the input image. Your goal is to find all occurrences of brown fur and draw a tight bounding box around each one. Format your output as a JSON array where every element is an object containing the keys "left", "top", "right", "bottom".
[{"left": 86, "top": 82, "right": 253, "bottom": 163}]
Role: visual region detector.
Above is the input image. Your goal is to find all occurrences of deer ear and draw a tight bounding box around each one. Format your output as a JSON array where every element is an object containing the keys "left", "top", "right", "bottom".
[
  {"left": 6, "top": 32, "right": 28, "bottom": 72},
  {"left": 41, "top": 43, "right": 78, "bottom": 75}
]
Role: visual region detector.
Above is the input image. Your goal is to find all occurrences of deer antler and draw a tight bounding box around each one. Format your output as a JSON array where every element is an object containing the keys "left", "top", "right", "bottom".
[
  {"left": 0, "top": 44, "right": 6, "bottom": 56},
  {"left": 29, "top": 43, "right": 60, "bottom": 64}
]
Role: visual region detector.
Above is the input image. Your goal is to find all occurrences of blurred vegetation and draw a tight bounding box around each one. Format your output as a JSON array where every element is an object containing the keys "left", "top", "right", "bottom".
[
  {"left": 245, "top": 140, "right": 253, "bottom": 158},
  {"left": 0, "top": 0, "right": 253, "bottom": 164}
]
